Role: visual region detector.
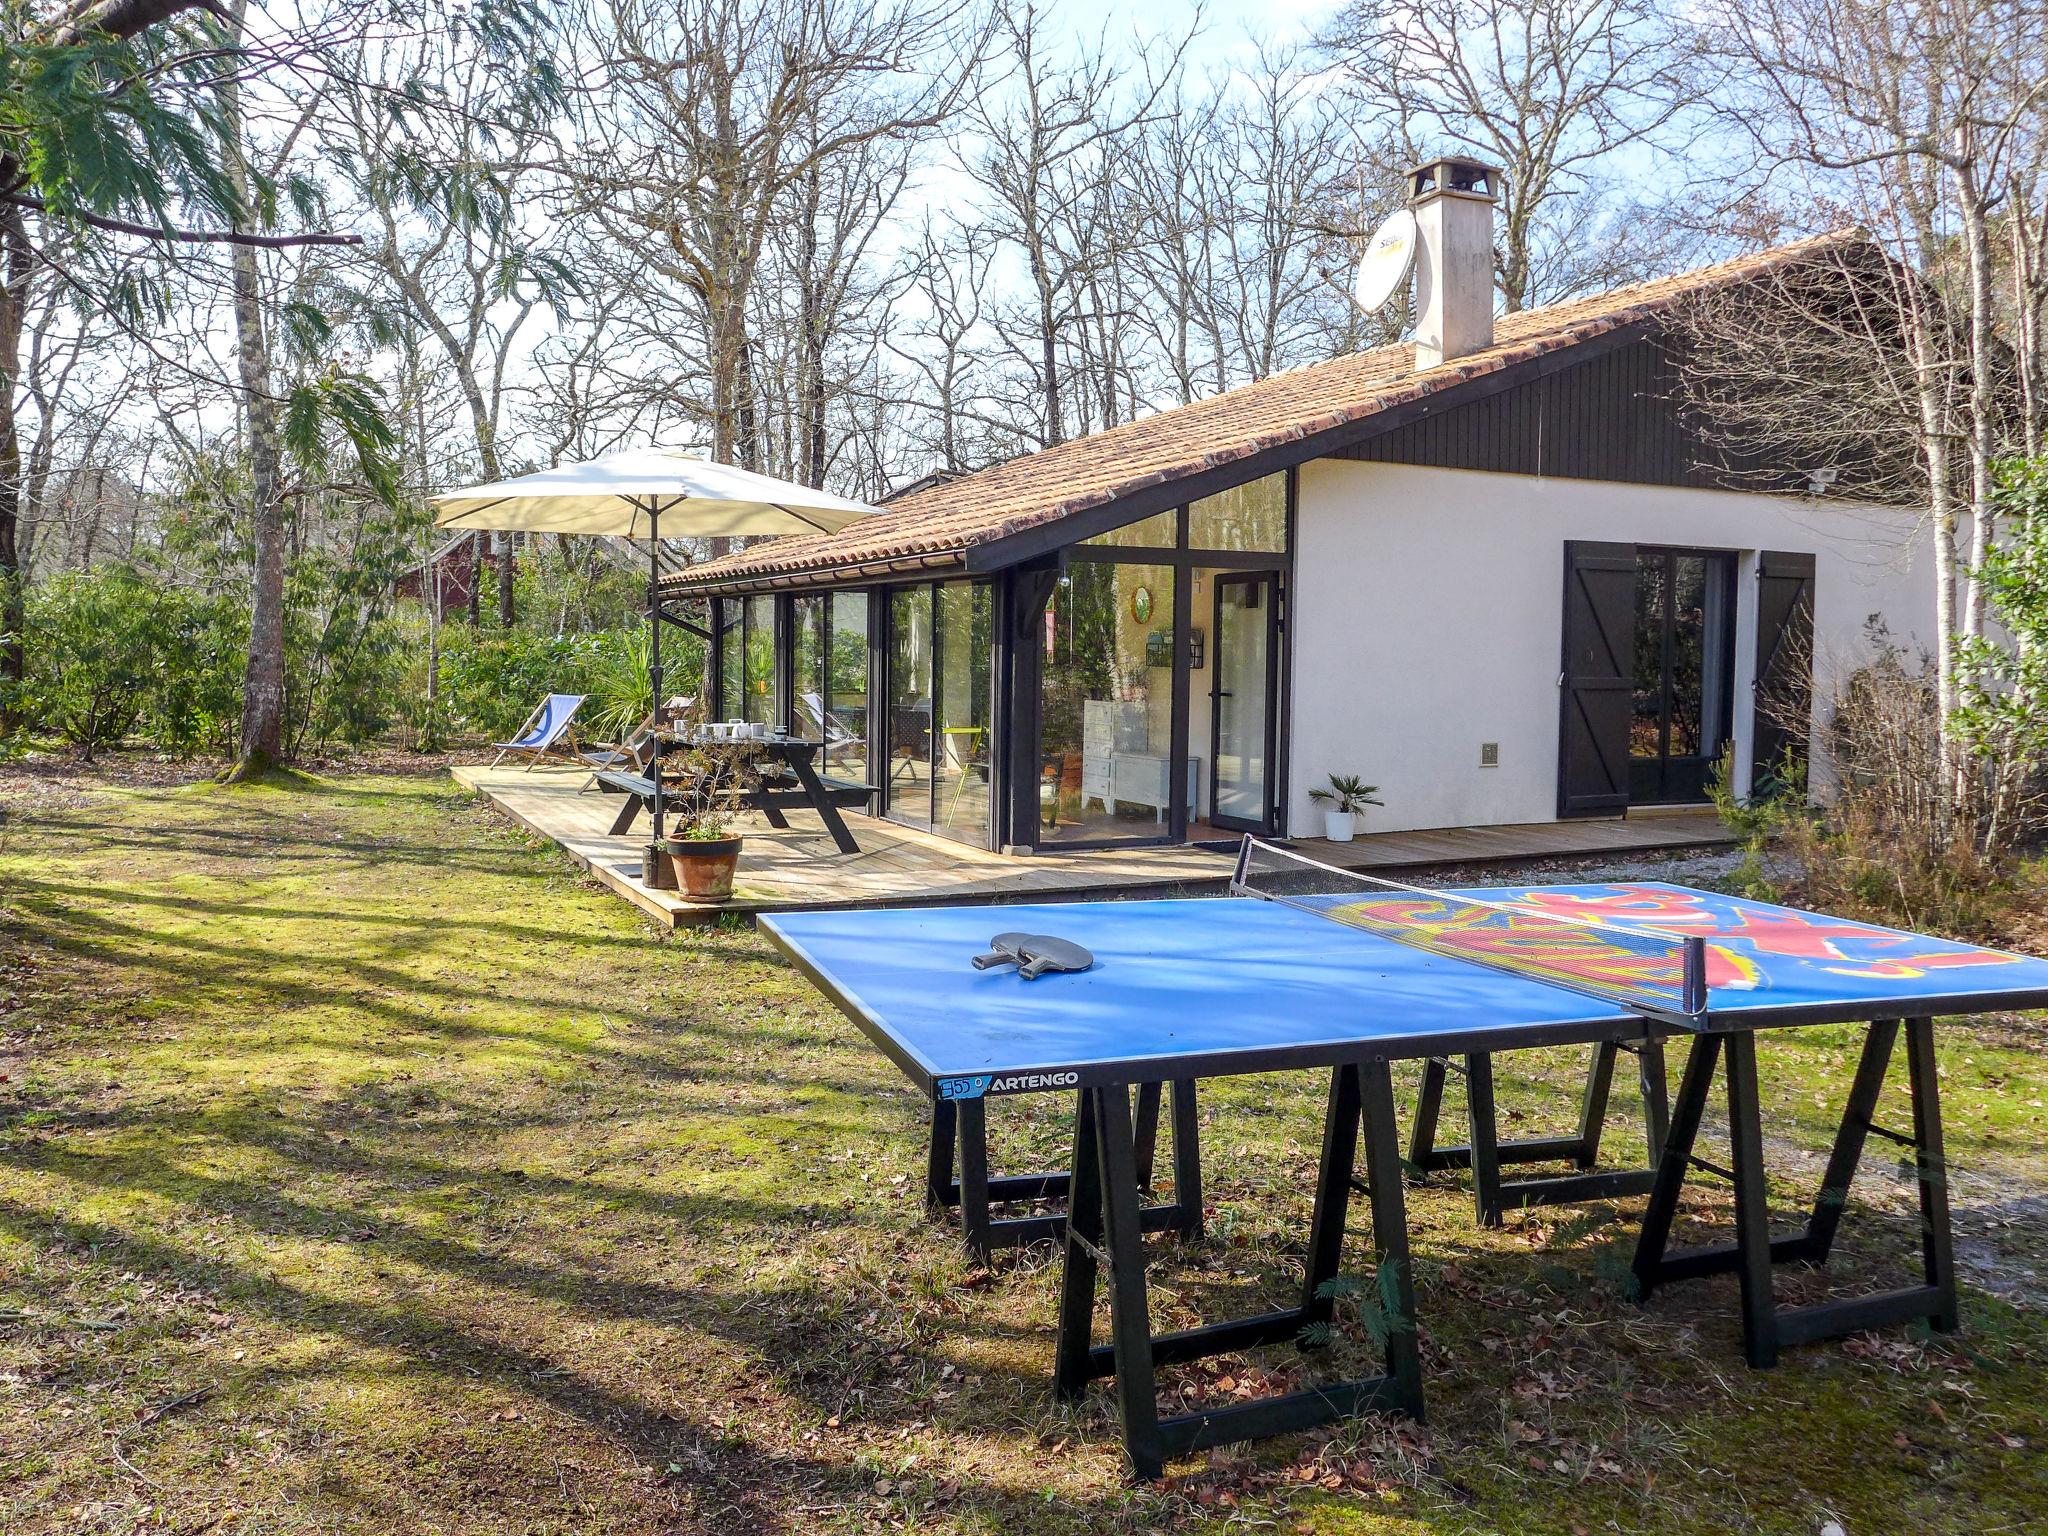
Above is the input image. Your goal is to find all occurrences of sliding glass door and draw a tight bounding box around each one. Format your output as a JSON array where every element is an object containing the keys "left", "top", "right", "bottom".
[
  {"left": 885, "top": 580, "right": 990, "bottom": 843},
  {"left": 789, "top": 591, "right": 871, "bottom": 782},
  {"left": 887, "top": 588, "right": 934, "bottom": 828}
]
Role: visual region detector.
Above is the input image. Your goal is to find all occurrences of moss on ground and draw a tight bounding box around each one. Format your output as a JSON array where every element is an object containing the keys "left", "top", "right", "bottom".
[{"left": 2, "top": 771, "right": 2046, "bottom": 1534}]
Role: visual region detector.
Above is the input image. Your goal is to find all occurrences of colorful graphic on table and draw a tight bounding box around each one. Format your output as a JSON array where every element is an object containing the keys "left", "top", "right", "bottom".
[
  {"left": 1318, "top": 894, "right": 1713, "bottom": 1010},
  {"left": 1485, "top": 884, "right": 2027, "bottom": 988}
]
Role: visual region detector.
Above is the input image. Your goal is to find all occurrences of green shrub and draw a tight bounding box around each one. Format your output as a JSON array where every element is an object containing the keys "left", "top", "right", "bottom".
[
  {"left": 21, "top": 568, "right": 191, "bottom": 760},
  {"left": 1706, "top": 744, "right": 1801, "bottom": 900},
  {"left": 438, "top": 622, "right": 704, "bottom": 743},
  {"left": 439, "top": 628, "right": 606, "bottom": 740}
]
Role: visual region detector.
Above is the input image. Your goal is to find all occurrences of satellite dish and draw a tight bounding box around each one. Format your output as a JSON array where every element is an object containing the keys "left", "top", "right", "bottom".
[{"left": 1351, "top": 207, "right": 1418, "bottom": 313}]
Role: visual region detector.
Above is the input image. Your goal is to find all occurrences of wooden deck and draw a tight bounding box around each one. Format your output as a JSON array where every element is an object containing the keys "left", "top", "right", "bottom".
[{"left": 453, "top": 764, "right": 1733, "bottom": 928}]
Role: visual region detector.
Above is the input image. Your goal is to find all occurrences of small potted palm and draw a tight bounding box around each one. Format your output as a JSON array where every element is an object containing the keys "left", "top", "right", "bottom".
[
  {"left": 1308, "top": 774, "right": 1382, "bottom": 843},
  {"left": 662, "top": 742, "right": 761, "bottom": 900}
]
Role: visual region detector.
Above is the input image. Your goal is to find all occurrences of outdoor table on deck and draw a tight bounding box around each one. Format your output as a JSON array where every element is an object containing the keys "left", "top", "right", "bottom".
[{"left": 657, "top": 730, "right": 869, "bottom": 855}]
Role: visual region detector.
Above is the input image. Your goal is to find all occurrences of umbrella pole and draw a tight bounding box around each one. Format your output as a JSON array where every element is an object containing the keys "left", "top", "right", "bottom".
[{"left": 648, "top": 503, "right": 665, "bottom": 847}]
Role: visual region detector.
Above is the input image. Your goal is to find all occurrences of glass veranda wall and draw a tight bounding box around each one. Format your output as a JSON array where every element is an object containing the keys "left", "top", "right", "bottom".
[{"left": 698, "top": 465, "right": 1291, "bottom": 853}]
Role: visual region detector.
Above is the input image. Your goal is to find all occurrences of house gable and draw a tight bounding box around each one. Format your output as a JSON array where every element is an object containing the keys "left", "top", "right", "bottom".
[{"left": 1334, "top": 332, "right": 1793, "bottom": 495}]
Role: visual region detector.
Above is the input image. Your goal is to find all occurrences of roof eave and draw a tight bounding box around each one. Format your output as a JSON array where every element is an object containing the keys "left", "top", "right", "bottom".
[
  {"left": 661, "top": 313, "right": 1663, "bottom": 593},
  {"left": 662, "top": 547, "right": 971, "bottom": 597}
]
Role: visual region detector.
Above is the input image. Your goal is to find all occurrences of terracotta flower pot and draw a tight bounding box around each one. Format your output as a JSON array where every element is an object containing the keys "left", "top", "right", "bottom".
[{"left": 665, "top": 836, "right": 743, "bottom": 900}]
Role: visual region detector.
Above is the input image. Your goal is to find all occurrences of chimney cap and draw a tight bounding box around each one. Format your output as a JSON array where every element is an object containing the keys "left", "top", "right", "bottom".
[{"left": 1408, "top": 156, "right": 1505, "bottom": 204}]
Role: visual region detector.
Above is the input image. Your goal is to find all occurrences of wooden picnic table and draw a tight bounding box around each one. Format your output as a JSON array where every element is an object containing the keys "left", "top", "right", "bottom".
[{"left": 596, "top": 731, "right": 872, "bottom": 855}]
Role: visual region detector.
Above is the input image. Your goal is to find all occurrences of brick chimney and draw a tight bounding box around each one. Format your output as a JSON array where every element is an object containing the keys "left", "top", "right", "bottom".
[{"left": 1409, "top": 156, "right": 1501, "bottom": 369}]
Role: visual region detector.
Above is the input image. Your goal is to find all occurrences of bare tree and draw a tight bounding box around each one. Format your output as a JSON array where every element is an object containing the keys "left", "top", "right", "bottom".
[
  {"left": 968, "top": 6, "right": 1192, "bottom": 446},
  {"left": 1689, "top": 0, "right": 2048, "bottom": 729},
  {"left": 572, "top": 0, "right": 982, "bottom": 484},
  {"left": 1128, "top": 38, "right": 1366, "bottom": 399},
  {"left": 1319, "top": 0, "right": 1699, "bottom": 310},
  {"left": 330, "top": 24, "right": 570, "bottom": 626}
]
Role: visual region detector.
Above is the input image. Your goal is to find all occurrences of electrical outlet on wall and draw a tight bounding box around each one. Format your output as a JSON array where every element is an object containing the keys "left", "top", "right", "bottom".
[{"left": 1479, "top": 742, "right": 1499, "bottom": 768}]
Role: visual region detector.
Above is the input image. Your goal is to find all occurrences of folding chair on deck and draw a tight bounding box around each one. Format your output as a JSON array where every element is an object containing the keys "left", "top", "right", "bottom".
[{"left": 491, "top": 693, "right": 587, "bottom": 770}]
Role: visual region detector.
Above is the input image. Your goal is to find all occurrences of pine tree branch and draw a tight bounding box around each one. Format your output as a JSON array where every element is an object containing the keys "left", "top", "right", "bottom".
[{"left": 2, "top": 194, "right": 360, "bottom": 247}]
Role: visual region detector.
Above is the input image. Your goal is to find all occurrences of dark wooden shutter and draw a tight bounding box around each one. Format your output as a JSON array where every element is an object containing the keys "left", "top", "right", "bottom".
[
  {"left": 1752, "top": 551, "right": 1816, "bottom": 797},
  {"left": 1557, "top": 541, "right": 1637, "bottom": 818}
]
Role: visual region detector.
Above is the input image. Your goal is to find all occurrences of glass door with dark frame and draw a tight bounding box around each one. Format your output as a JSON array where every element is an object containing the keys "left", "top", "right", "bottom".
[
  {"left": 882, "top": 580, "right": 991, "bottom": 845},
  {"left": 1629, "top": 547, "right": 1736, "bottom": 804},
  {"left": 886, "top": 587, "right": 934, "bottom": 829},
  {"left": 1209, "top": 572, "right": 1278, "bottom": 833}
]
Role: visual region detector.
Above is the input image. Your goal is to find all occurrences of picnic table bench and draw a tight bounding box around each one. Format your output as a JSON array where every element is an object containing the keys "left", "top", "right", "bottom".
[{"left": 594, "top": 736, "right": 873, "bottom": 855}]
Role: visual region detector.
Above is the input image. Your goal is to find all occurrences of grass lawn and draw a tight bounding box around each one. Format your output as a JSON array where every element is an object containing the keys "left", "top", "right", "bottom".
[{"left": 4, "top": 768, "right": 2048, "bottom": 1535}]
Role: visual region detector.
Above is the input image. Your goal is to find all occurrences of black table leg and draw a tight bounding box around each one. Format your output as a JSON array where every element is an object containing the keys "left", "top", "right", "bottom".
[
  {"left": 1630, "top": 1020, "right": 1959, "bottom": 1363},
  {"left": 926, "top": 1096, "right": 958, "bottom": 1217},
  {"left": 1632, "top": 1032, "right": 1723, "bottom": 1302},
  {"left": 1134, "top": 1081, "right": 1162, "bottom": 1190},
  {"left": 1410, "top": 1039, "right": 1667, "bottom": 1222},
  {"left": 1407, "top": 1055, "right": 1449, "bottom": 1170},
  {"left": 1055, "top": 1066, "right": 1423, "bottom": 1481},
  {"left": 1095, "top": 1082, "right": 1169, "bottom": 1477},
  {"left": 747, "top": 785, "right": 793, "bottom": 829},
  {"left": 1576, "top": 1039, "right": 1621, "bottom": 1168},
  {"left": 927, "top": 1082, "right": 1203, "bottom": 1255},
  {"left": 1053, "top": 1086, "right": 1106, "bottom": 1403},
  {"left": 784, "top": 746, "right": 862, "bottom": 854},
  {"left": 1169, "top": 1078, "right": 1205, "bottom": 1240},
  {"left": 1359, "top": 1058, "right": 1426, "bottom": 1417},
  {"left": 1722, "top": 1030, "right": 1780, "bottom": 1367},
  {"left": 956, "top": 1097, "right": 993, "bottom": 1263},
  {"left": 1637, "top": 1037, "right": 1671, "bottom": 1169},
  {"left": 1905, "top": 1017, "right": 1959, "bottom": 1334},
  {"left": 1800, "top": 1018, "right": 1898, "bottom": 1263},
  {"left": 1464, "top": 1052, "right": 1505, "bottom": 1227},
  {"left": 608, "top": 794, "right": 644, "bottom": 836}
]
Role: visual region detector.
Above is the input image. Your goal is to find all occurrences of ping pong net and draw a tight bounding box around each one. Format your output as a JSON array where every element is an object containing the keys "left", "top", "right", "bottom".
[{"left": 1231, "top": 837, "right": 1708, "bottom": 1022}]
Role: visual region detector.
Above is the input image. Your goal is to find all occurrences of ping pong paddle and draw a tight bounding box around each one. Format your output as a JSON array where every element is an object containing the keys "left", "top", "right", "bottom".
[{"left": 971, "top": 931, "right": 1094, "bottom": 979}]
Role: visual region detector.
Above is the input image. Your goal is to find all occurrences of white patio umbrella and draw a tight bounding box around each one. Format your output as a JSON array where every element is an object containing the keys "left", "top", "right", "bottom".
[{"left": 431, "top": 448, "right": 881, "bottom": 851}]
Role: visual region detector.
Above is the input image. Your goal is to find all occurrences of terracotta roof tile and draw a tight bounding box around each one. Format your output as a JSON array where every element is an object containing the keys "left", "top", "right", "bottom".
[{"left": 665, "top": 229, "right": 1864, "bottom": 592}]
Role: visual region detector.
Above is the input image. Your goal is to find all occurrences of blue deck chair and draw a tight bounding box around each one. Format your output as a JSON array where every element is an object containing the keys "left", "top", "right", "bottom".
[{"left": 491, "top": 692, "right": 587, "bottom": 770}]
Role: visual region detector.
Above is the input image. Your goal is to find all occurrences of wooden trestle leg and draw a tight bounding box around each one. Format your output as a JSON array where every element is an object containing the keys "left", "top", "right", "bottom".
[
  {"left": 1054, "top": 1065, "right": 1422, "bottom": 1481},
  {"left": 927, "top": 1081, "right": 1204, "bottom": 1263},
  {"left": 1629, "top": 1019, "right": 1957, "bottom": 1367},
  {"left": 1407, "top": 1038, "right": 1671, "bottom": 1225}
]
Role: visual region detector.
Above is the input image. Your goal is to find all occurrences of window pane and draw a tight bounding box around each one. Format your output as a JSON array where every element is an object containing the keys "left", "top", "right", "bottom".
[
  {"left": 718, "top": 602, "right": 743, "bottom": 721},
  {"left": 1188, "top": 473, "right": 1285, "bottom": 551},
  {"left": 743, "top": 594, "right": 776, "bottom": 726},
  {"left": 790, "top": 595, "right": 825, "bottom": 741},
  {"left": 935, "top": 581, "right": 992, "bottom": 844},
  {"left": 1083, "top": 507, "right": 1178, "bottom": 548},
  {"left": 1041, "top": 562, "right": 1176, "bottom": 842},
  {"left": 1630, "top": 554, "right": 1667, "bottom": 762},
  {"left": 887, "top": 588, "right": 933, "bottom": 828},
  {"left": 1669, "top": 555, "right": 1707, "bottom": 758},
  {"left": 824, "top": 591, "right": 869, "bottom": 784}
]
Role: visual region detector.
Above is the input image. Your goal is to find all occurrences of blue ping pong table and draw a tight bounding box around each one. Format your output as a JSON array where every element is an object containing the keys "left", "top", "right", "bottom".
[{"left": 763, "top": 870, "right": 2048, "bottom": 1479}]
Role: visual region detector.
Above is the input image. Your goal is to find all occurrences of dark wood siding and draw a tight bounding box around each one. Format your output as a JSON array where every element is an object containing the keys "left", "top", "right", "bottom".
[{"left": 1335, "top": 335, "right": 1758, "bottom": 490}]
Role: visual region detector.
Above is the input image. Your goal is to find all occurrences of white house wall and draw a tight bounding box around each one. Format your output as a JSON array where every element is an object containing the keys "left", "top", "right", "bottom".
[{"left": 1287, "top": 459, "right": 1936, "bottom": 838}]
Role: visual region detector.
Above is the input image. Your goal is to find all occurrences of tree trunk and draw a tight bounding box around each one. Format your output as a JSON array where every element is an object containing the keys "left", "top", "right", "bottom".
[
  {"left": 497, "top": 531, "right": 516, "bottom": 627},
  {"left": 228, "top": 236, "right": 285, "bottom": 777},
  {"left": 223, "top": 13, "right": 285, "bottom": 782},
  {"left": 0, "top": 206, "right": 30, "bottom": 727}
]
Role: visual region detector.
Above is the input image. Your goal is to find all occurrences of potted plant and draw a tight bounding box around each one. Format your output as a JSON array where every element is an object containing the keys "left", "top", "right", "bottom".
[
  {"left": 1308, "top": 774, "right": 1382, "bottom": 843},
  {"left": 661, "top": 742, "right": 761, "bottom": 900}
]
